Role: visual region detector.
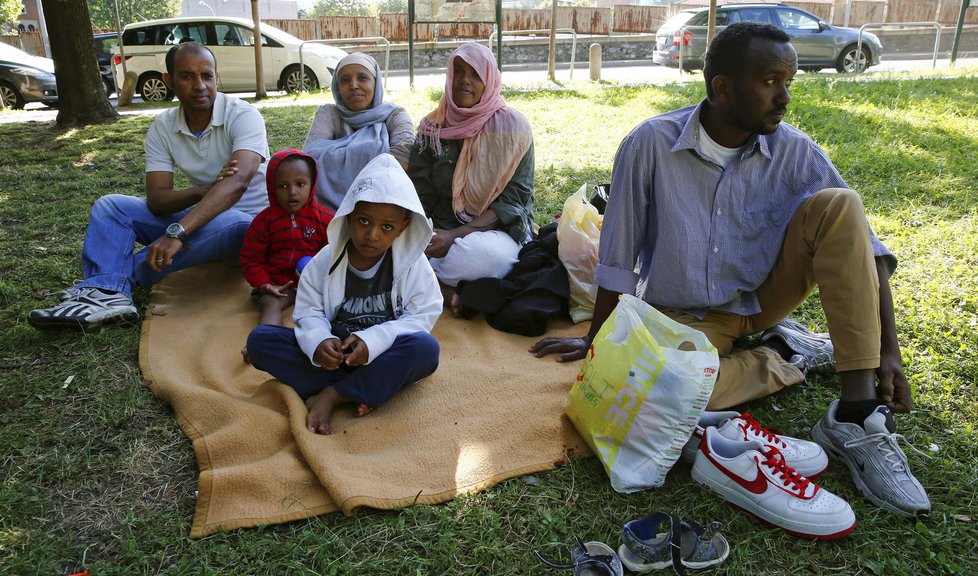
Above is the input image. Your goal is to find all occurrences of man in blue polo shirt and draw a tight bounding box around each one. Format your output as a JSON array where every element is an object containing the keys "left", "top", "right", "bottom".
[
  {"left": 531, "top": 22, "right": 929, "bottom": 519},
  {"left": 30, "top": 42, "right": 269, "bottom": 330}
]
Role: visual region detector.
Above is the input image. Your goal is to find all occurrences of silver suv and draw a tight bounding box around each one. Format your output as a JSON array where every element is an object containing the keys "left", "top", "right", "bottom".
[
  {"left": 114, "top": 16, "right": 347, "bottom": 101},
  {"left": 653, "top": 4, "right": 883, "bottom": 73}
]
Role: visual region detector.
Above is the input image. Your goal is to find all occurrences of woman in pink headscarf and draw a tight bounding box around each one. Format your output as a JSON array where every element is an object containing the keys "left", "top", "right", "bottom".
[{"left": 409, "top": 42, "right": 535, "bottom": 316}]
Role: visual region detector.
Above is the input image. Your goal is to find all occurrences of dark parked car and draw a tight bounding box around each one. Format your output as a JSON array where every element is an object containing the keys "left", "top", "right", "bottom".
[
  {"left": 0, "top": 42, "right": 57, "bottom": 109},
  {"left": 653, "top": 4, "right": 883, "bottom": 73},
  {"left": 93, "top": 32, "right": 120, "bottom": 95}
]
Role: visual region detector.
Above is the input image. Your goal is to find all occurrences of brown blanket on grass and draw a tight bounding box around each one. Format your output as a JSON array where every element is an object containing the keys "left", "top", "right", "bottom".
[{"left": 138, "top": 263, "right": 590, "bottom": 538}]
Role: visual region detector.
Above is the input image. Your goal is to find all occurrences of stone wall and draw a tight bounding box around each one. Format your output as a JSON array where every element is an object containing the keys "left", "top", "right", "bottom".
[{"left": 877, "top": 27, "right": 978, "bottom": 55}]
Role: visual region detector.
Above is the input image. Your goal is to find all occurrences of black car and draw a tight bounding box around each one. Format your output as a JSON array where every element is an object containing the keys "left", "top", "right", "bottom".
[
  {"left": 0, "top": 42, "right": 58, "bottom": 109},
  {"left": 93, "top": 32, "right": 120, "bottom": 95}
]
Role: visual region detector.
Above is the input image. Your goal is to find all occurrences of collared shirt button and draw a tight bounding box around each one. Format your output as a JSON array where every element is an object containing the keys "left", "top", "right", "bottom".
[
  {"left": 716, "top": 209, "right": 721, "bottom": 215},
  {"left": 713, "top": 246, "right": 719, "bottom": 253}
]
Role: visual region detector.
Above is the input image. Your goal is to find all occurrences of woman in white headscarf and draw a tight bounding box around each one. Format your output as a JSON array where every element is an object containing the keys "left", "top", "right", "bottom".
[{"left": 304, "top": 52, "right": 414, "bottom": 212}]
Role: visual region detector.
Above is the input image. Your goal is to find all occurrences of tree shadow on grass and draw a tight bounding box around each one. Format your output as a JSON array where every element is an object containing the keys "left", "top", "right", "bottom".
[
  {"left": 504, "top": 82, "right": 703, "bottom": 114},
  {"left": 502, "top": 87, "right": 591, "bottom": 101}
]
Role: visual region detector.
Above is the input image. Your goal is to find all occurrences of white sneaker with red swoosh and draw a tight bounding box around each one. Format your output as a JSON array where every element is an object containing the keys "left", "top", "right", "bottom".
[
  {"left": 692, "top": 427, "right": 856, "bottom": 540},
  {"left": 680, "top": 411, "right": 829, "bottom": 479}
]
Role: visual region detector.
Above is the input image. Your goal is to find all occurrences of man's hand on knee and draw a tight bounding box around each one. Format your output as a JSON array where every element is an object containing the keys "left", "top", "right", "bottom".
[{"left": 146, "top": 236, "right": 183, "bottom": 272}]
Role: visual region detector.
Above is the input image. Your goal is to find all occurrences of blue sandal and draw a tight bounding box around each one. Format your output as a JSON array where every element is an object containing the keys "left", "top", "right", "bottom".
[
  {"left": 618, "top": 512, "right": 729, "bottom": 575},
  {"left": 535, "top": 536, "right": 624, "bottom": 576}
]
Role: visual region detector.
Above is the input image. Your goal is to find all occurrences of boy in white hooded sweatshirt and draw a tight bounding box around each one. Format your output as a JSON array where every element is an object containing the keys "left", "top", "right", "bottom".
[{"left": 247, "top": 154, "right": 442, "bottom": 435}]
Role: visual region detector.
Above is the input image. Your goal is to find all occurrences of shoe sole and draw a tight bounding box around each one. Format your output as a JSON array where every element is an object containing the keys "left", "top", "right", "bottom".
[
  {"left": 28, "top": 310, "right": 139, "bottom": 332},
  {"left": 691, "top": 465, "right": 856, "bottom": 540},
  {"left": 811, "top": 422, "right": 929, "bottom": 518}
]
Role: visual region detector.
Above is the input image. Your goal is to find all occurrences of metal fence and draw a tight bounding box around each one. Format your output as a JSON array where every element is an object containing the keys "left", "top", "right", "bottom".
[
  {"left": 241, "top": 4, "right": 978, "bottom": 43},
  {"left": 859, "top": 21, "right": 942, "bottom": 68},
  {"left": 489, "top": 28, "right": 579, "bottom": 79},
  {"left": 271, "top": 8, "right": 610, "bottom": 43},
  {"left": 0, "top": 31, "right": 44, "bottom": 55}
]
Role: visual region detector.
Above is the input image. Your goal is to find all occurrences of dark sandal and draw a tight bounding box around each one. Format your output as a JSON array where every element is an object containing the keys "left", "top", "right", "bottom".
[
  {"left": 618, "top": 512, "right": 729, "bottom": 575},
  {"left": 535, "top": 536, "right": 624, "bottom": 576}
]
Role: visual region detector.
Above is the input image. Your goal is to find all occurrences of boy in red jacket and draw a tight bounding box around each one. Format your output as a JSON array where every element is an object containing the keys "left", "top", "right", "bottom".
[{"left": 241, "top": 149, "right": 334, "bottom": 345}]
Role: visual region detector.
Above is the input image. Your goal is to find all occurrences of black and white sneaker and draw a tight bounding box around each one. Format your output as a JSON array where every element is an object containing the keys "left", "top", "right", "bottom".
[{"left": 28, "top": 287, "right": 138, "bottom": 331}]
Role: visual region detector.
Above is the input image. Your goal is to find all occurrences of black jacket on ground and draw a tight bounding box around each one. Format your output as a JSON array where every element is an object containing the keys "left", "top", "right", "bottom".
[{"left": 456, "top": 222, "right": 569, "bottom": 336}]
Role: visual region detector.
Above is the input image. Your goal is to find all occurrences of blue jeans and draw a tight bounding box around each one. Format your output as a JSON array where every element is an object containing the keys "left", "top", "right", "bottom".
[
  {"left": 79, "top": 194, "right": 252, "bottom": 297},
  {"left": 247, "top": 325, "right": 440, "bottom": 407}
]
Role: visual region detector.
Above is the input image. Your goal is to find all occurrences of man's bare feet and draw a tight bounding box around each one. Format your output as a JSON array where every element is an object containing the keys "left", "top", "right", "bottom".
[
  {"left": 305, "top": 388, "right": 341, "bottom": 434},
  {"left": 241, "top": 346, "right": 251, "bottom": 364},
  {"left": 355, "top": 403, "right": 372, "bottom": 417},
  {"left": 449, "top": 292, "right": 463, "bottom": 318}
]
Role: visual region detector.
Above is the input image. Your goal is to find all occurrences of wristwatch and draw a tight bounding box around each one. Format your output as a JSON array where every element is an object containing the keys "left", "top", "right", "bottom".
[{"left": 166, "top": 223, "right": 191, "bottom": 248}]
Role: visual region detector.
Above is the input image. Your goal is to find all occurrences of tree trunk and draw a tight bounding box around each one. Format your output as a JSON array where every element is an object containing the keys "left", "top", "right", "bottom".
[{"left": 42, "top": 0, "right": 118, "bottom": 127}]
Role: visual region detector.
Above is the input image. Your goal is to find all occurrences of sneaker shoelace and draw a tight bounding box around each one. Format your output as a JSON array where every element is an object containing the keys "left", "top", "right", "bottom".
[
  {"left": 760, "top": 446, "right": 812, "bottom": 494},
  {"left": 700, "top": 521, "right": 722, "bottom": 544},
  {"left": 806, "top": 350, "right": 834, "bottom": 372},
  {"left": 844, "top": 432, "right": 931, "bottom": 473},
  {"left": 738, "top": 413, "right": 787, "bottom": 450}
]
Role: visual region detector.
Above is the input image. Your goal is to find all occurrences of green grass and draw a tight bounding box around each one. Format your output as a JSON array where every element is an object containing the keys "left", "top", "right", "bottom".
[{"left": 1, "top": 68, "right": 978, "bottom": 575}]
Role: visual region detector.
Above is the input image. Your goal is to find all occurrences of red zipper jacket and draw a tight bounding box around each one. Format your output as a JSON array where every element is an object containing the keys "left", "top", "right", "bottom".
[{"left": 240, "top": 149, "right": 335, "bottom": 288}]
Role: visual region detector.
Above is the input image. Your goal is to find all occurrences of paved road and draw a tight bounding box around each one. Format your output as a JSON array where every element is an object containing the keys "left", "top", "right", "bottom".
[
  {"left": 2, "top": 55, "right": 975, "bottom": 124},
  {"left": 389, "top": 54, "right": 978, "bottom": 89}
]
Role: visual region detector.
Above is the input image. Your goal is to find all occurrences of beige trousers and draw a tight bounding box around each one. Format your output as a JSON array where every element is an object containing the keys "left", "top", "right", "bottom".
[{"left": 661, "top": 188, "right": 882, "bottom": 410}]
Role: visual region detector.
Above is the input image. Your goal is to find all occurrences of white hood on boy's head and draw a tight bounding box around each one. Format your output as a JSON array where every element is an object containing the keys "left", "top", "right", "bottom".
[{"left": 327, "top": 153, "right": 433, "bottom": 274}]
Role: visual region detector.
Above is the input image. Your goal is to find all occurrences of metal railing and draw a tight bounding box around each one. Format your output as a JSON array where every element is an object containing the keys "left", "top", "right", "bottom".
[
  {"left": 488, "top": 28, "right": 578, "bottom": 80},
  {"left": 857, "top": 21, "right": 941, "bottom": 72},
  {"left": 299, "top": 36, "right": 392, "bottom": 93},
  {"left": 677, "top": 25, "right": 710, "bottom": 75}
]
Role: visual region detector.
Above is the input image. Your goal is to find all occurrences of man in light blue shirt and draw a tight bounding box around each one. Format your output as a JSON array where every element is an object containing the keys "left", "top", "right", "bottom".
[
  {"left": 29, "top": 42, "right": 268, "bottom": 331},
  {"left": 532, "top": 22, "right": 929, "bottom": 518}
]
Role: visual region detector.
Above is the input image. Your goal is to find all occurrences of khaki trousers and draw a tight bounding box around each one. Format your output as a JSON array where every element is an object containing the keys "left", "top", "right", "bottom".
[{"left": 661, "top": 188, "right": 882, "bottom": 410}]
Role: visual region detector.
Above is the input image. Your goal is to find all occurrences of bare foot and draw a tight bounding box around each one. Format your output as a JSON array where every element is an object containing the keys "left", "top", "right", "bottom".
[
  {"left": 305, "top": 388, "right": 340, "bottom": 435},
  {"left": 241, "top": 346, "right": 251, "bottom": 364},
  {"left": 450, "top": 292, "right": 463, "bottom": 318},
  {"left": 355, "top": 403, "right": 372, "bottom": 417}
]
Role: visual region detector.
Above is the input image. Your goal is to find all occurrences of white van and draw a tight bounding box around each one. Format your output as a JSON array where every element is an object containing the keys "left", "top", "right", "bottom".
[{"left": 113, "top": 16, "right": 347, "bottom": 101}]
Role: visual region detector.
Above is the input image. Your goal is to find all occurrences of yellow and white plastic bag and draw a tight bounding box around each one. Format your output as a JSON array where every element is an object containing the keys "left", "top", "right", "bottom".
[
  {"left": 556, "top": 184, "right": 602, "bottom": 323},
  {"left": 565, "top": 295, "right": 719, "bottom": 493}
]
